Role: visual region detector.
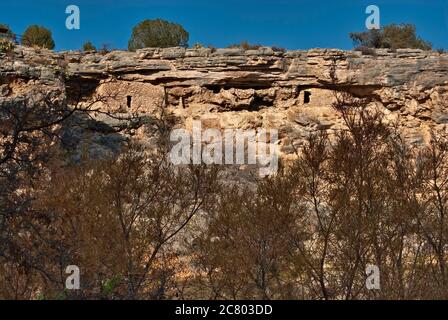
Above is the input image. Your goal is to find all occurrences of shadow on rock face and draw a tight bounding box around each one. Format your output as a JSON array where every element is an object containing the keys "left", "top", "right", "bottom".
[{"left": 61, "top": 113, "right": 129, "bottom": 163}]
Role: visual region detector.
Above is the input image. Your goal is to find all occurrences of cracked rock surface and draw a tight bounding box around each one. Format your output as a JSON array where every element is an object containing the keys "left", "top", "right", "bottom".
[{"left": 1, "top": 45, "right": 447, "bottom": 161}]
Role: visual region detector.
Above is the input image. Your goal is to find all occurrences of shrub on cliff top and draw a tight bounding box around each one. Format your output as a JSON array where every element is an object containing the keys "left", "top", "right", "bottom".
[
  {"left": 22, "top": 25, "right": 55, "bottom": 49},
  {"left": 350, "top": 23, "right": 432, "bottom": 51},
  {"left": 0, "top": 38, "right": 15, "bottom": 53},
  {"left": 128, "top": 19, "right": 189, "bottom": 51}
]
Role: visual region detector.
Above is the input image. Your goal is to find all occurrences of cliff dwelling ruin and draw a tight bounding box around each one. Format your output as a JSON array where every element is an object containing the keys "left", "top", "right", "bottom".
[{"left": 2, "top": 45, "right": 448, "bottom": 163}]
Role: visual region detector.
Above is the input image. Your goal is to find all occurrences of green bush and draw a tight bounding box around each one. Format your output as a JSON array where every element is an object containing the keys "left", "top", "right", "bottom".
[
  {"left": 227, "top": 40, "right": 262, "bottom": 50},
  {"left": 22, "top": 25, "right": 55, "bottom": 49},
  {"left": 0, "top": 38, "right": 15, "bottom": 53},
  {"left": 82, "top": 41, "right": 96, "bottom": 51},
  {"left": 350, "top": 24, "right": 432, "bottom": 51},
  {"left": 354, "top": 45, "right": 377, "bottom": 56},
  {"left": 128, "top": 19, "right": 189, "bottom": 51}
]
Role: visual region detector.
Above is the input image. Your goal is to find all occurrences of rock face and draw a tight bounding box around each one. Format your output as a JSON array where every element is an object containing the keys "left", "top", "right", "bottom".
[{"left": 1, "top": 45, "right": 448, "bottom": 161}]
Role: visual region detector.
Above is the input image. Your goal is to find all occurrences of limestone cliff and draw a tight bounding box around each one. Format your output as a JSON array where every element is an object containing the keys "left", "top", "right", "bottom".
[{"left": 1, "top": 45, "right": 448, "bottom": 161}]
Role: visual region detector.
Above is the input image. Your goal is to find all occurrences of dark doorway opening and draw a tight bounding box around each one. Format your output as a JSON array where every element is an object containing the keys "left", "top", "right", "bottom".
[
  {"left": 127, "top": 96, "right": 132, "bottom": 109},
  {"left": 304, "top": 91, "right": 311, "bottom": 104}
]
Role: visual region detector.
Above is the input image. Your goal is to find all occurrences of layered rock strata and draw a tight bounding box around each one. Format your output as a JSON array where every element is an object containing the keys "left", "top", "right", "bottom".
[{"left": 1, "top": 45, "right": 447, "bottom": 162}]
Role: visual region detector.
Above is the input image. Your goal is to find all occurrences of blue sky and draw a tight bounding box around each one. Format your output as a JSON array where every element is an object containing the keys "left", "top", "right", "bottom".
[{"left": 1, "top": 0, "right": 447, "bottom": 51}]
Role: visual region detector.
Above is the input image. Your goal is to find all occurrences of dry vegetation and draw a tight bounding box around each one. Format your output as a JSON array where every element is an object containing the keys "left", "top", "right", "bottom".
[{"left": 0, "top": 86, "right": 447, "bottom": 300}]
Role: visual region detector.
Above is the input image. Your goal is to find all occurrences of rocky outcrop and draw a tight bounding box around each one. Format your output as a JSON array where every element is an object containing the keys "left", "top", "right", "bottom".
[{"left": 1, "top": 45, "right": 448, "bottom": 161}]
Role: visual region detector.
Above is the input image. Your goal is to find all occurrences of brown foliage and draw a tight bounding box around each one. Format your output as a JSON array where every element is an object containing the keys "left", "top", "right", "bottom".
[{"left": 1, "top": 88, "right": 448, "bottom": 300}]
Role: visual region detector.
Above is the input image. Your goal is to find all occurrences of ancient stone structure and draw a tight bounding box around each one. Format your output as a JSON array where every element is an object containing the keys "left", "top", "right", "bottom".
[{"left": 1, "top": 45, "right": 448, "bottom": 161}]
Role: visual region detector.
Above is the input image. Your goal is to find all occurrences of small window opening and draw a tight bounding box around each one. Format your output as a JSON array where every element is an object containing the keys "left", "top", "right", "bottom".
[
  {"left": 304, "top": 91, "right": 311, "bottom": 104},
  {"left": 127, "top": 96, "right": 132, "bottom": 108}
]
